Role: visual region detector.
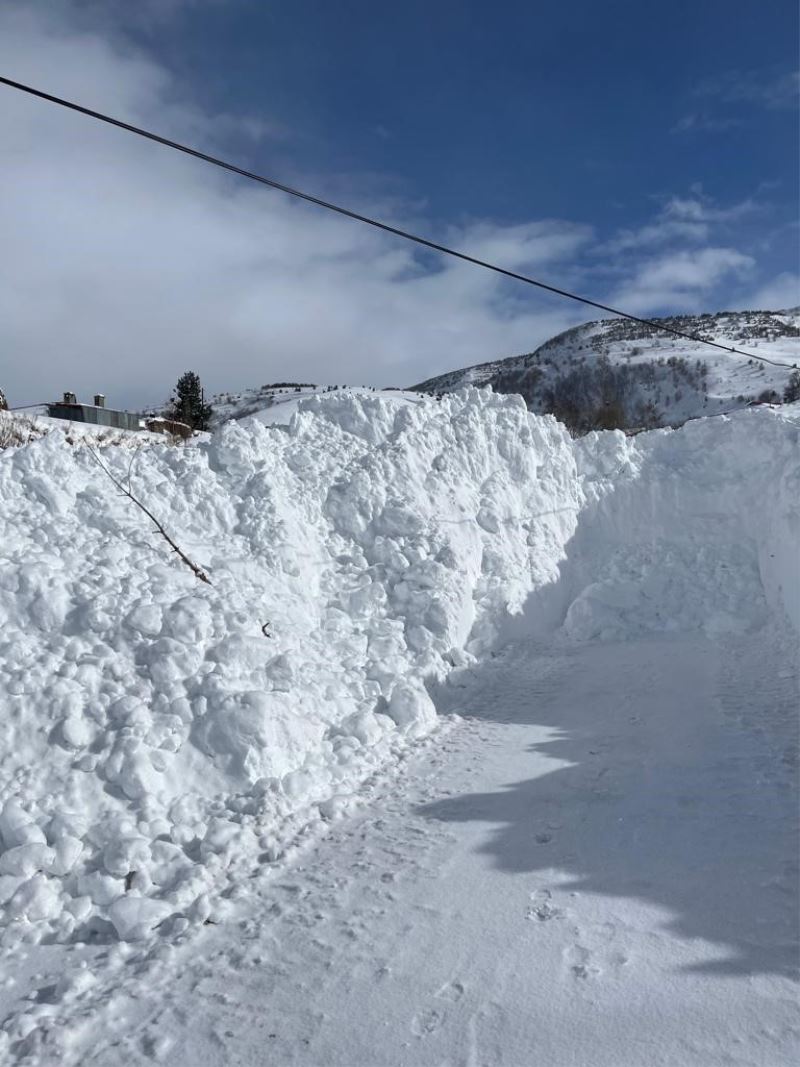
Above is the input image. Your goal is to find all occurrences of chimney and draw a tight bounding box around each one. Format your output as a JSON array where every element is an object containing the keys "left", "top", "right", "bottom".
[
  {"left": 63, "top": 391, "right": 77, "bottom": 405},
  {"left": 94, "top": 394, "right": 105, "bottom": 408}
]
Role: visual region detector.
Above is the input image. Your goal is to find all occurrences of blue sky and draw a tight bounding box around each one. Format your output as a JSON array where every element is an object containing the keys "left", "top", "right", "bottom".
[
  {"left": 155, "top": 0, "right": 799, "bottom": 232},
  {"left": 0, "top": 0, "right": 797, "bottom": 404}
]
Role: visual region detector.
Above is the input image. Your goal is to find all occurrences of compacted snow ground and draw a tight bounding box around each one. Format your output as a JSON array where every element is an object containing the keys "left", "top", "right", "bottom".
[{"left": 4, "top": 625, "right": 798, "bottom": 1066}]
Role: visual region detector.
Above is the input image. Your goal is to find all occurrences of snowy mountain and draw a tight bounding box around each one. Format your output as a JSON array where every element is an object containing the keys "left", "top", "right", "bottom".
[
  {"left": 203, "top": 309, "right": 800, "bottom": 436},
  {"left": 411, "top": 308, "right": 800, "bottom": 432}
]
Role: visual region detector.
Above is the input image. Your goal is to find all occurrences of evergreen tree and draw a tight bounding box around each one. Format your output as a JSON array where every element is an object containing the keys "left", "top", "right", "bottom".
[
  {"left": 169, "top": 371, "right": 213, "bottom": 430},
  {"left": 783, "top": 370, "right": 800, "bottom": 403}
]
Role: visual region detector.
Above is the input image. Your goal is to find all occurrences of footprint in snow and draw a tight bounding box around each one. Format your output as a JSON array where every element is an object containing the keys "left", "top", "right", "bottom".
[
  {"left": 435, "top": 980, "right": 465, "bottom": 1002},
  {"left": 593, "top": 921, "right": 617, "bottom": 943},
  {"left": 411, "top": 980, "right": 464, "bottom": 1036},
  {"left": 411, "top": 1007, "right": 445, "bottom": 1036},
  {"left": 142, "top": 1031, "right": 173, "bottom": 1061},
  {"left": 526, "top": 889, "right": 564, "bottom": 923},
  {"left": 564, "top": 938, "right": 630, "bottom": 979},
  {"left": 564, "top": 944, "right": 602, "bottom": 980}
]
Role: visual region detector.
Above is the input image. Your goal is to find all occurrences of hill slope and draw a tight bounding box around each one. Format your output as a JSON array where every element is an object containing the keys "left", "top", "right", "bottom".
[{"left": 411, "top": 308, "right": 800, "bottom": 432}]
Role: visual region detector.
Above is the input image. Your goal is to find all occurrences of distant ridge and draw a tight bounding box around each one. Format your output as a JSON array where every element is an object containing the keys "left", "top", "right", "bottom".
[{"left": 410, "top": 308, "right": 800, "bottom": 433}]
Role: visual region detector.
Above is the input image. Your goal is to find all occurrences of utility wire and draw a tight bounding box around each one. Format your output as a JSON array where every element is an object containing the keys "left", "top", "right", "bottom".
[{"left": 1, "top": 74, "right": 796, "bottom": 371}]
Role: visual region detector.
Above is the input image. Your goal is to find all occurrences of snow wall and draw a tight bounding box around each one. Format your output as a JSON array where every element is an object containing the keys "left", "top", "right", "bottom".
[
  {"left": 0, "top": 391, "right": 579, "bottom": 941},
  {"left": 510, "top": 403, "right": 800, "bottom": 643},
  {"left": 0, "top": 392, "right": 797, "bottom": 942}
]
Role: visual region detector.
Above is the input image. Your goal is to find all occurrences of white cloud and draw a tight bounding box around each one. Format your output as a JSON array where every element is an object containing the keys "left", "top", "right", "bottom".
[
  {"left": 674, "top": 69, "right": 799, "bottom": 134},
  {"left": 444, "top": 219, "right": 593, "bottom": 271},
  {"left": 694, "top": 69, "right": 800, "bottom": 110},
  {"left": 45, "top": 0, "right": 226, "bottom": 34},
  {"left": 600, "top": 193, "right": 758, "bottom": 254},
  {"left": 0, "top": 5, "right": 589, "bottom": 407},
  {"left": 0, "top": 4, "right": 792, "bottom": 409},
  {"left": 663, "top": 195, "right": 759, "bottom": 224},
  {"left": 671, "top": 113, "right": 743, "bottom": 134},
  {"left": 740, "top": 272, "right": 800, "bottom": 312},
  {"left": 604, "top": 219, "right": 709, "bottom": 254},
  {"left": 611, "top": 248, "right": 754, "bottom": 315}
]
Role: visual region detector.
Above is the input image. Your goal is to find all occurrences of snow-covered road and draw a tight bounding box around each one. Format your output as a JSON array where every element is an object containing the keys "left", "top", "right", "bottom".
[{"left": 42, "top": 625, "right": 797, "bottom": 1067}]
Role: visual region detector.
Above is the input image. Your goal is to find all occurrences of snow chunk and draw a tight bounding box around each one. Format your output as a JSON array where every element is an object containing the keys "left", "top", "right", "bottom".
[
  {"left": 386, "top": 682, "right": 437, "bottom": 735},
  {"left": 103, "top": 837, "right": 152, "bottom": 878},
  {"left": 5, "top": 874, "right": 61, "bottom": 922},
  {"left": 109, "top": 895, "right": 172, "bottom": 941},
  {"left": 0, "top": 800, "right": 46, "bottom": 849},
  {"left": 0, "top": 844, "right": 55, "bottom": 877}
]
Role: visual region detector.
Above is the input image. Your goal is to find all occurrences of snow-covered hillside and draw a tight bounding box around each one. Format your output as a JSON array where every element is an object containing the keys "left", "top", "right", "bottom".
[
  {"left": 0, "top": 390, "right": 797, "bottom": 1063},
  {"left": 209, "top": 384, "right": 424, "bottom": 429},
  {"left": 412, "top": 308, "right": 800, "bottom": 431}
]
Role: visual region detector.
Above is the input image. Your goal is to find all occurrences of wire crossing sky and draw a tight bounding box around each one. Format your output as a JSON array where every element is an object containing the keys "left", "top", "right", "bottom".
[
  {"left": 0, "top": 1, "right": 796, "bottom": 406},
  {"left": 0, "top": 74, "right": 794, "bottom": 370}
]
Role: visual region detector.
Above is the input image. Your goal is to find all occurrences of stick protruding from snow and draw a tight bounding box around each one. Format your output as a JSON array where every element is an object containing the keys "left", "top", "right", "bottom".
[{"left": 87, "top": 445, "right": 212, "bottom": 585}]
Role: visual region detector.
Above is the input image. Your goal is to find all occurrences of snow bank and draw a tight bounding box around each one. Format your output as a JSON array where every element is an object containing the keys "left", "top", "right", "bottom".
[
  {"left": 1, "top": 390, "right": 796, "bottom": 945},
  {"left": 524, "top": 403, "right": 800, "bottom": 642},
  {"left": 0, "top": 390, "right": 579, "bottom": 941}
]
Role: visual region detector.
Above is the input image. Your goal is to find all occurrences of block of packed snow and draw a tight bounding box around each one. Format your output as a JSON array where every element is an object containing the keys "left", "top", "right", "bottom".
[
  {"left": 201, "top": 817, "right": 240, "bottom": 856},
  {"left": 124, "top": 602, "right": 163, "bottom": 637},
  {"left": 103, "top": 837, "right": 152, "bottom": 878},
  {"left": 60, "top": 715, "right": 93, "bottom": 749},
  {"left": 77, "top": 871, "right": 125, "bottom": 906},
  {"left": 0, "top": 844, "right": 55, "bottom": 877},
  {"left": 0, "top": 799, "right": 46, "bottom": 849},
  {"left": 148, "top": 841, "right": 192, "bottom": 887},
  {"left": 5, "top": 874, "right": 61, "bottom": 922},
  {"left": 64, "top": 895, "right": 92, "bottom": 922},
  {"left": 109, "top": 895, "right": 172, "bottom": 941},
  {"left": 386, "top": 681, "right": 437, "bottom": 734},
  {"left": 187, "top": 892, "right": 211, "bottom": 925}
]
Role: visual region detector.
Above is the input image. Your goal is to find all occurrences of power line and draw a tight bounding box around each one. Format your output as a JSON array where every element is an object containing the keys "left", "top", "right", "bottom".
[{"left": 0, "top": 73, "right": 796, "bottom": 371}]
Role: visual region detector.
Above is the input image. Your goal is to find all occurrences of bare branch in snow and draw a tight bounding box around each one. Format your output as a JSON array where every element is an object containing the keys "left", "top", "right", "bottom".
[{"left": 87, "top": 445, "right": 212, "bottom": 585}]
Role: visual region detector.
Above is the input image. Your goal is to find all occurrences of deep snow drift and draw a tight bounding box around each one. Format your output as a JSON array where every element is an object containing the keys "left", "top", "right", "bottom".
[
  {"left": 0, "top": 390, "right": 797, "bottom": 1063},
  {"left": 0, "top": 390, "right": 582, "bottom": 944}
]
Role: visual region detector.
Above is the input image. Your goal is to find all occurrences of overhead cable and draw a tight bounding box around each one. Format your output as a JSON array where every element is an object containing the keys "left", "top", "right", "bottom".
[{"left": 0, "top": 74, "right": 796, "bottom": 370}]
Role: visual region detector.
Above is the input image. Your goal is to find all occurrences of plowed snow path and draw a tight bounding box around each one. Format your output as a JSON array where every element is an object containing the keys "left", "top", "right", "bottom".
[{"left": 16, "top": 631, "right": 800, "bottom": 1066}]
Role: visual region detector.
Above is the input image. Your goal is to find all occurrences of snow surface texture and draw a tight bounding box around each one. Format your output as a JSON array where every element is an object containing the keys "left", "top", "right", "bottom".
[
  {"left": 0, "top": 391, "right": 798, "bottom": 1063},
  {"left": 40, "top": 630, "right": 795, "bottom": 1067},
  {"left": 559, "top": 406, "right": 799, "bottom": 640},
  {"left": 0, "top": 397, "right": 797, "bottom": 919},
  {"left": 0, "top": 389, "right": 580, "bottom": 945}
]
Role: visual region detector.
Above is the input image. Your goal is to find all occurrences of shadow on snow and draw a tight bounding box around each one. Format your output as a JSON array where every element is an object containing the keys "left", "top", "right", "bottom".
[{"left": 419, "top": 604, "right": 798, "bottom": 980}]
